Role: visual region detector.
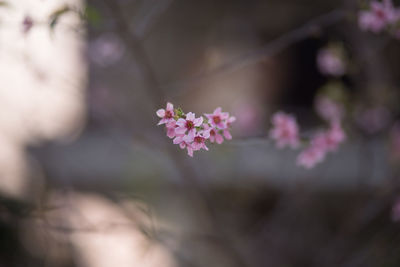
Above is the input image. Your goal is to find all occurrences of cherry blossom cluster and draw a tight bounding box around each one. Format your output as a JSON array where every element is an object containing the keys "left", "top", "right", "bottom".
[
  {"left": 358, "top": 0, "right": 400, "bottom": 38},
  {"left": 269, "top": 112, "right": 300, "bottom": 149},
  {"left": 269, "top": 105, "right": 346, "bottom": 169},
  {"left": 156, "top": 103, "right": 235, "bottom": 157},
  {"left": 296, "top": 121, "right": 346, "bottom": 169}
]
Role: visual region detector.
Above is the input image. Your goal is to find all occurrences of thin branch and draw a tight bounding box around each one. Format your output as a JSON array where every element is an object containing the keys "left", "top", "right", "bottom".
[
  {"left": 165, "top": 9, "right": 347, "bottom": 95},
  {"left": 134, "top": 0, "right": 175, "bottom": 38},
  {"left": 103, "top": 0, "right": 166, "bottom": 108},
  {"left": 102, "top": 1, "right": 252, "bottom": 267}
]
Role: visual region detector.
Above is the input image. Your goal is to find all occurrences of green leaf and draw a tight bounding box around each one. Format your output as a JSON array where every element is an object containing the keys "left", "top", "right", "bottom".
[
  {"left": 174, "top": 108, "right": 185, "bottom": 119},
  {"left": 83, "top": 5, "right": 102, "bottom": 27},
  {"left": 49, "top": 5, "right": 71, "bottom": 31}
]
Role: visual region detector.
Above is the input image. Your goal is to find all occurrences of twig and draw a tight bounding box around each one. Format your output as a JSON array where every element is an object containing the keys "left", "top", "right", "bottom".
[
  {"left": 102, "top": 1, "right": 252, "bottom": 267},
  {"left": 165, "top": 9, "right": 346, "bottom": 95},
  {"left": 134, "top": 0, "right": 175, "bottom": 38},
  {"left": 103, "top": 0, "right": 166, "bottom": 108}
]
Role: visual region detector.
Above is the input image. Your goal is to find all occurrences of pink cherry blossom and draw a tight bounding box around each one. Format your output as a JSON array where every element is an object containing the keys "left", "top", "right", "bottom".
[
  {"left": 156, "top": 103, "right": 235, "bottom": 157},
  {"left": 314, "top": 122, "right": 346, "bottom": 153},
  {"left": 203, "top": 124, "right": 224, "bottom": 144},
  {"left": 175, "top": 112, "right": 203, "bottom": 135},
  {"left": 358, "top": 0, "right": 399, "bottom": 33},
  {"left": 325, "top": 122, "right": 346, "bottom": 151},
  {"left": 180, "top": 141, "right": 194, "bottom": 157},
  {"left": 188, "top": 130, "right": 211, "bottom": 152},
  {"left": 223, "top": 116, "right": 236, "bottom": 140},
  {"left": 315, "top": 96, "right": 344, "bottom": 122},
  {"left": 316, "top": 48, "right": 346, "bottom": 76},
  {"left": 223, "top": 129, "right": 232, "bottom": 140},
  {"left": 296, "top": 146, "right": 326, "bottom": 169},
  {"left": 205, "top": 107, "right": 229, "bottom": 129},
  {"left": 296, "top": 122, "right": 345, "bottom": 169},
  {"left": 166, "top": 121, "right": 177, "bottom": 138},
  {"left": 209, "top": 128, "right": 224, "bottom": 144},
  {"left": 269, "top": 112, "right": 300, "bottom": 149},
  {"left": 156, "top": 102, "right": 175, "bottom": 125},
  {"left": 173, "top": 135, "right": 194, "bottom": 157}
]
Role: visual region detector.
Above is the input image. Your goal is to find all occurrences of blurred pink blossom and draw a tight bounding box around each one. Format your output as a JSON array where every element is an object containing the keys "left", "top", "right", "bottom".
[
  {"left": 234, "top": 104, "right": 260, "bottom": 135},
  {"left": 358, "top": 0, "right": 400, "bottom": 33},
  {"left": 209, "top": 128, "right": 224, "bottom": 144},
  {"left": 223, "top": 116, "right": 236, "bottom": 140},
  {"left": 166, "top": 121, "right": 177, "bottom": 139},
  {"left": 313, "top": 121, "right": 346, "bottom": 153},
  {"left": 204, "top": 124, "right": 224, "bottom": 144},
  {"left": 355, "top": 106, "right": 391, "bottom": 134},
  {"left": 156, "top": 102, "right": 175, "bottom": 125},
  {"left": 89, "top": 33, "right": 125, "bottom": 67},
  {"left": 297, "top": 122, "right": 346, "bottom": 169},
  {"left": 296, "top": 145, "right": 326, "bottom": 169},
  {"left": 269, "top": 112, "right": 300, "bottom": 149},
  {"left": 316, "top": 48, "right": 346, "bottom": 76},
  {"left": 315, "top": 96, "right": 344, "bottom": 122}
]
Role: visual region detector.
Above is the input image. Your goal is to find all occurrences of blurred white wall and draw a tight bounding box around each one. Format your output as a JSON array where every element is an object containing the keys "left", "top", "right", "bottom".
[{"left": 0, "top": 0, "right": 87, "bottom": 198}]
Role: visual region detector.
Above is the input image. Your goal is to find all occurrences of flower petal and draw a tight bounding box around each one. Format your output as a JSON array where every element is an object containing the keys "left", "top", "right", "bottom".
[
  {"left": 156, "top": 109, "right": 165, "bottom": 118},
  {"left": 194, "top": 116, "right": 203, "bottom": 126},
  {"left": 216, "top": 134, "right": 224, "bottom": 144},
  {"left": 186, "top": 112, "right": 195, "bottom": 121},
  {"left": 175, "top": 127, "right": 186, "bottom": 135},
  {"left": 166, "top": 102, "right": 174, "bottom": 111}
]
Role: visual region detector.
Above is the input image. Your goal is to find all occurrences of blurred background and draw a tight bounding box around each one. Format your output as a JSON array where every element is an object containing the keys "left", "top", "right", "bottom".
[{"left": 0, "top": 0, "right": 400, "bottom": 266}]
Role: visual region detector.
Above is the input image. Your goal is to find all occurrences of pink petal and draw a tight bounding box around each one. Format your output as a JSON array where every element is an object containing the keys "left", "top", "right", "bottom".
[
  {"left": 209, "top": 135, "right": 215, "bottom": 143},
  {"left": 194, "top": 116, "right": 203, "bottom": 126},
  {"left": 173, "top": 136, "right": 183, "bottom": 144},
  {"left": 167, "top": 128, "right": 176, "bottom": 138},
  {"left": 221, "top": 112, "right": 229, "bottom": 120},
  {"left": 166, "top": 102, "right": 173, "bottom": 111},
  {"left": 202, "top": 130, "right": 210, "bottom": 139},
  {"left": 157, "top": 118, "right": 167, "bottom": 125},
  {"left": 176, "top": 118, "right": 186, "bottom": 127},
  {"left": 186, "top": 112, "right": 195, "bottom": 121},
  {"left": 156, "top": 109, "right": 165, "bottom": 118},
  {"left": 216, "top": 134, "right": 224, "bottom": 144},
  {"left": 175, "top": 127, "right": 186, "bottom": 135},
  {"left": 187, "top": 147, "right": 193, "bottom": 157},
  {"left": 228, "top": 116, "right": 236, "bottom": 123},
  {"left": 223, "top": 130, "right": 232, "bottom": 140},
  {"left": 214, "top": 107, "right": 222, "bottom": 115},
  {"left": 183, "top": 132, "right": 195, "bottom": 143}
]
